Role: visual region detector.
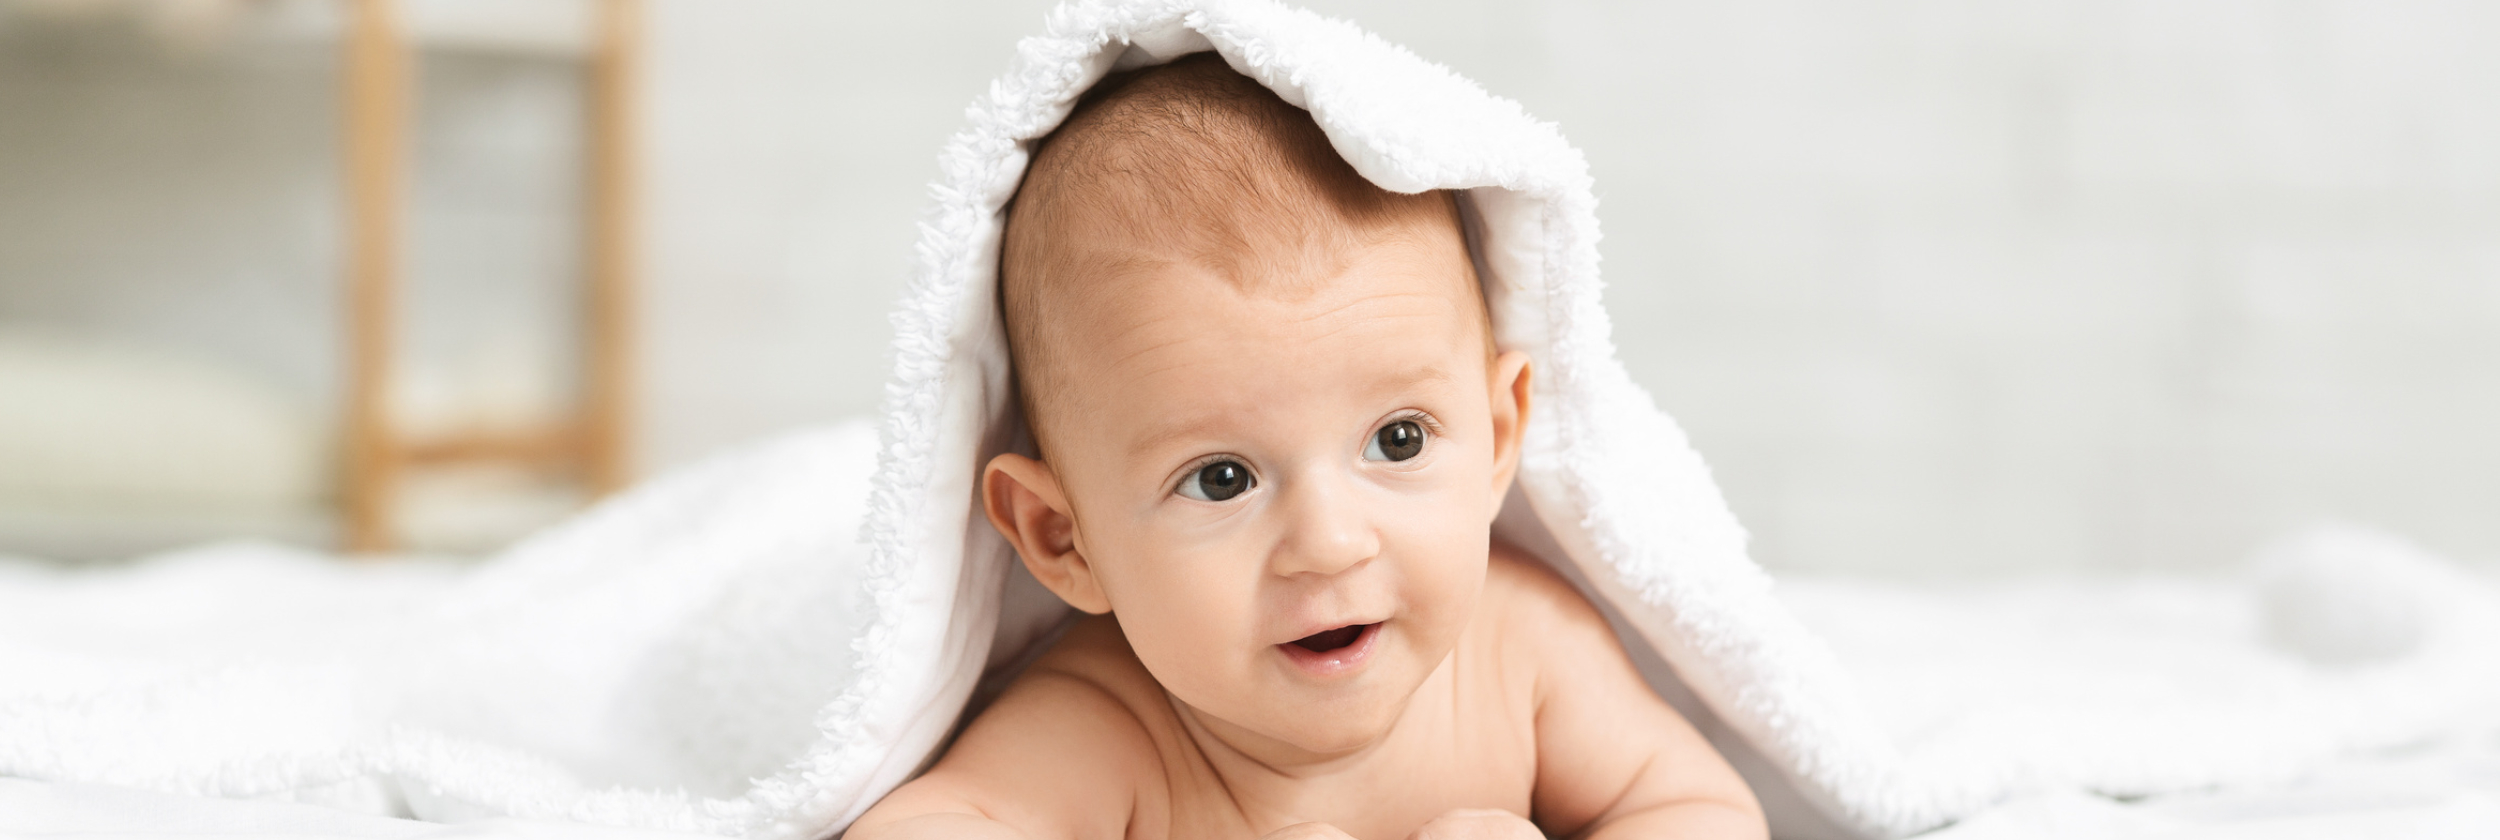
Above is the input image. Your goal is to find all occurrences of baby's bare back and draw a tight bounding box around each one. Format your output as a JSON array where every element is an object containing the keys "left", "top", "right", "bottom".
[{"left": 851, "top": 546, "right": 1765, "bottom": 840}]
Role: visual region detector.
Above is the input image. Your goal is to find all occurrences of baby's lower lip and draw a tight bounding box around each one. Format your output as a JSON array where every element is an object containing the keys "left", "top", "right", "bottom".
[{"left": 1275, "top": 622, "right": 1381, "bottom": 677}]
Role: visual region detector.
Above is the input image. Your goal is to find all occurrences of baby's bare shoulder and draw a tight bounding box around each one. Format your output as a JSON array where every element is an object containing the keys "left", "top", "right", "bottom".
[
  {"left": 851, "top": 616, "right": 1168, "bottom": 840},
  {"left": 979, "top": 614, "right": 1180, "bottom": 781},
  {"left": 1478, "top": 546, "right": 1768, "bottom": 839},
  {"left": 1460, "top": 543, "right": 1629, "bottom": 723}
]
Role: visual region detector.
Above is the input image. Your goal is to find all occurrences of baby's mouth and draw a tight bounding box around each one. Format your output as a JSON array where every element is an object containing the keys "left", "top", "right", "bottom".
[
  {"left": 1290, "top": 623, "right": 1375, "bottom": 653},
  {"left": 1276, "top": 622, "right": 1382, "bottom": 677}
]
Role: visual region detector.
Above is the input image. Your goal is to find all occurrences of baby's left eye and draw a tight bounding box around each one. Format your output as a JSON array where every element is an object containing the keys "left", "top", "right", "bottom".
[{"left": 1363, "top": 419, "right": 1428, "bottom": 462}]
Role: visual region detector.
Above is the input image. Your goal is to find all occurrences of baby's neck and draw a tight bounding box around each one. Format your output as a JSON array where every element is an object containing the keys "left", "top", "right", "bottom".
[
  {"left": 1167, "top": 692, "right": 1401, "bottom": 777},
  {"left": 1161, "top": 654, "right": 1459, "bottom": 823}
]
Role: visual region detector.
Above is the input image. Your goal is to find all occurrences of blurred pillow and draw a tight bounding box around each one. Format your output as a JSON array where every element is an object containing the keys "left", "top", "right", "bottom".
[{"left": 0, "top": 330, "right": 326, "bottom": 509}]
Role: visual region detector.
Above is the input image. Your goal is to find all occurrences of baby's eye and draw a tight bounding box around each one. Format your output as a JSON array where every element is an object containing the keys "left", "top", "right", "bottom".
[
  {"left": 1364, "top": 419, "right": 1427, "bottom": 462},
  {"left": 1177, "top": 460, "right": 1255, "bottom": 502}
]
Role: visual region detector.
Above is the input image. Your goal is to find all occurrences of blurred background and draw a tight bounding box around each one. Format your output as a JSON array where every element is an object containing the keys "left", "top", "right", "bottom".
[{"left": 0, "top": 0, "right": 2493, "bottom": 576}]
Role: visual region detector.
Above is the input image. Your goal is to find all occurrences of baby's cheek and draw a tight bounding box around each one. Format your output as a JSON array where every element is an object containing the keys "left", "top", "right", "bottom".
[
  {"left": 1393, "top": 501, "right": 1493, "bottom": 621},
  {"left": 1120, "top": 568, "right": 1255, "bottom": 669}
]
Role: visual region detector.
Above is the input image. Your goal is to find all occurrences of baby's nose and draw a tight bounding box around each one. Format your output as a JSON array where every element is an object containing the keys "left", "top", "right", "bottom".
[{"left": 1268, "top": 474, "right": 1379, "bottom": 578}]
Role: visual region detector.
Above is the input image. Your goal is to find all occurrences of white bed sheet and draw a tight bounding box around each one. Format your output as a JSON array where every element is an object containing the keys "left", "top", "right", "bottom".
[
  {"left": 8, "top": 731, "right": 2495, "bottom": 840},
  {"left": 0, "top": 777, "right": 704, "bottom": 839},
  {"left": 1928, "top": 731, "right": 2500, "bottom": 840}
]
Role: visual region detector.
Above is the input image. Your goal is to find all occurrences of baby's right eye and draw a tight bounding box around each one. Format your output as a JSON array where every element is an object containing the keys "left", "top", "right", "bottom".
[{"left": 1177, "top": 460, "right": 1255, "bottom": 502}]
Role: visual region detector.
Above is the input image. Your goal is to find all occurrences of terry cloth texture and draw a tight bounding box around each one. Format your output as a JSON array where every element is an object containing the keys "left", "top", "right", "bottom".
[{"left": 2, "top": 2, "right": 2496, "bottom": 838}]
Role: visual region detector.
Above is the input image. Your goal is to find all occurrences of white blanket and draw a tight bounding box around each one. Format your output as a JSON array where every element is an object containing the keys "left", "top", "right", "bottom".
[
  {"left": 5, "top": 1, "right": 2499, "bottom": 838},
  {"left": 8, "top": 729, "right": 2496, "bottom": 839},
  {"left": 0, "top": 423, "right": 887, "bottom": 832}
]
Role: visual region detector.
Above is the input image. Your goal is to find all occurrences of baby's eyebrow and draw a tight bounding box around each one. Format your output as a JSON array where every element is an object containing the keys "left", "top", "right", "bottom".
[
  {"left": 1372, "top": 363, "right": 1459, "bottom": 393},
  {"left": 1128, "top": 415, "right": 1229, "bottom": 461}
]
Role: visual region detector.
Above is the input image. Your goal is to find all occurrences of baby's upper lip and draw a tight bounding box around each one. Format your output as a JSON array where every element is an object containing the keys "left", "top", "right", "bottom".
[{"left": 1275, "top": 614, "right": 1387, "bottom": 646}]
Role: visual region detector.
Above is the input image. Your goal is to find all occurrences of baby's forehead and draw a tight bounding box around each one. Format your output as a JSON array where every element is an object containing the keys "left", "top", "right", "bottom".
[
  {"left": 1059, "top": 228, "right": 1491, "bottom": 379},
  {"left": 1021, "top": 150, "right": 1482, "bottom": 352},
  {"left": 1065, "top": 245, "right": 1492, "bottom": 429},
  {"left": 1022, "top": 179, "right": 1490, "bottom": 374},
  {"left": 1030, "top": 126, "right": 1386, "bottom": 263},
  {"left": 1000, "top": 54, "right": 1491, "bottom": 445}
]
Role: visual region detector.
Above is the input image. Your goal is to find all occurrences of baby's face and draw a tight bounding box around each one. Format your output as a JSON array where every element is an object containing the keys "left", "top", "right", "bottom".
[{"left": 1008, "top": 220, "right": 1527, "bottom": 757}]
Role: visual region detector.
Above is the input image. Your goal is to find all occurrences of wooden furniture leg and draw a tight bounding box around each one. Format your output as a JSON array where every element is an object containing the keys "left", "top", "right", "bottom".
[
  {"left": 583, "top": 0, "right": 640, "bottom": 495},
  {"left": 342, "top": 0, "right": 406, "bottom": 554}
]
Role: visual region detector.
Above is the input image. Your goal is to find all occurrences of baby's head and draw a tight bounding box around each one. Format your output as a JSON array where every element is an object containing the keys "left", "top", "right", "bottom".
[{"left": 982, "top": 54, "right": 1532, "bottom": 757}]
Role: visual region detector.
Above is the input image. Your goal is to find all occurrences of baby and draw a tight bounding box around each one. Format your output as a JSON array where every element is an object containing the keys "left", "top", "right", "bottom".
[{"left": 852, "top": 54, "right": 1765, "bottom": 840}]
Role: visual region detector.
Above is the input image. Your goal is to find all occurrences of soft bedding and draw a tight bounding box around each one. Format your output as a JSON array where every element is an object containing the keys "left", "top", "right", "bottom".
[
  {"left": 0, "top": 776, "right": 703, "bottom": 839},
  {"left": 6, "top": 558, "right": 2496, "bottom": 840}
]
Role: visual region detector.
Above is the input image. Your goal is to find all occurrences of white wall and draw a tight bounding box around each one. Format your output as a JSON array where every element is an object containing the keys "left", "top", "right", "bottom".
[
  {"left": 636, "top": 0, "right": 1056, "bottom": 470},
  {"left": 5, "top": 0, "right": 2493, "bottom": 575},
  {"left": 0, "top": 14, "right": 344, "bottom": 401}
]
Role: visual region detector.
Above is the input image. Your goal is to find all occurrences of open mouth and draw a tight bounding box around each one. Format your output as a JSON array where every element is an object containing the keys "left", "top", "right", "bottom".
[
  {"left": 1291, "top": 623, "right": 1374, "bottom": 653},
  {"left": 1276, "top": 621, "right": 1381, "bottom": 677}
]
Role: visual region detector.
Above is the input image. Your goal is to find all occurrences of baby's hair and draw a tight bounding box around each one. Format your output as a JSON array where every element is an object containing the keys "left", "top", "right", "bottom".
[{"left": 1000, "top": 52, "right": 1483, "bottom": 459}]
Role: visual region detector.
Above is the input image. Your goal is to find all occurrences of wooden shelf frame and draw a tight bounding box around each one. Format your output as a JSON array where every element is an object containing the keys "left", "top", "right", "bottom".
[{"left": 339, "top": 0, "right": 640, "bottom": 554}]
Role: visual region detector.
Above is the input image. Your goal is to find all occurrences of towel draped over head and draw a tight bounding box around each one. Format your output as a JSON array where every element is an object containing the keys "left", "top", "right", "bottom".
[{"left": 856, "top": 0, "right": 1868, "bottom": 835}]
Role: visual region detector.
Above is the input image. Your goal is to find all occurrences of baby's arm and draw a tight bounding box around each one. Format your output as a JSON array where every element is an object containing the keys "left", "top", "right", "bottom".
[
  {"left": 1497, "top": 555, "right": 1767, "bottom": 840},
  {"left": 848, "top": 667, "right": 1156, "bottom": 840}
]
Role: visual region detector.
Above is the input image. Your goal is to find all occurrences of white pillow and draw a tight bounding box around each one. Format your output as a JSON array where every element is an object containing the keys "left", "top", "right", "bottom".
[{"left": 0, "top": 330, "right": 326, "bottom": 510}]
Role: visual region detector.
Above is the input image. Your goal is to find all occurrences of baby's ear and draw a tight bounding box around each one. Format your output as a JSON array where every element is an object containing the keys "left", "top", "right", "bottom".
[
  {"left": 983, "top": 453, "right": 1113, "bottom": 614},
  {"left": 1486, "top": 351, "right": 1533, "bottom": 508}
]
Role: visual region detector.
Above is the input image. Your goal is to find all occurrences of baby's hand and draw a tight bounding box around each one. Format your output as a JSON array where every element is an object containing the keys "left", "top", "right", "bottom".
[
  {"left": 1410, "top": 805, "right": 1540, "bottom": 840},
  {"left": 1404, "top": 809, "right": 1544, "bottom": 840},
  {"left": 1261, "top": 822, "right": 1360, "bottom": 840}
]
